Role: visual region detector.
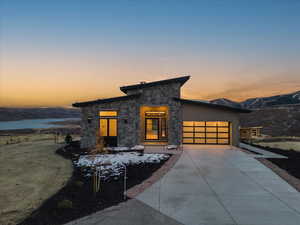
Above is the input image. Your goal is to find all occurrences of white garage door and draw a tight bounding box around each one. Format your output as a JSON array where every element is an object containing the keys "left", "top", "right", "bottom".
[{"left": 182, "top": 121, "right": 230, "bottom": 144}]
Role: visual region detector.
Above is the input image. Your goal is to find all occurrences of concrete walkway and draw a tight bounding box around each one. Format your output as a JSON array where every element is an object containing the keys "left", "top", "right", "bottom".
[
  {"left": 137, "top": 145, "right": 300, "bottom": 225},
  {"left": 66, "top": 199, "right": 182, "bottom": 225},
  {"left": 239, "top": 142, "right": 288, "bottom": 159}
]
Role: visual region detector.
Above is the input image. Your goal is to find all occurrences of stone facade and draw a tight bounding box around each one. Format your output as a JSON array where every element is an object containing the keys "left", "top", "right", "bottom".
[
  {"left": 80, "top": 82, "right": 182, "bottom": 149},
  {"left": 76, "top": 76, "right": 248, "bottom": 149}
]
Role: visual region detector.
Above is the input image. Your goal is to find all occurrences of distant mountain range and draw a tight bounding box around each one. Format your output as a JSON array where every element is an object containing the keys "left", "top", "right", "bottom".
[
  {"left": 210, "top": 90, "right": 300, "bottom": 137},
  {"left": 211, "top": 90, "right": 300, "bottom": 109},
  {"left": 0, "top": 107, "right": 80, "bottom": 121}
]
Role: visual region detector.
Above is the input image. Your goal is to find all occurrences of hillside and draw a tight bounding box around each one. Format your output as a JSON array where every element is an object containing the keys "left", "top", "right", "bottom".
[
  {"left": 240, "top": 105, "right": 300, "bottom": 137},
  {"left": 0, "top": 107, "right": 80, "bottom": 121},
  {"left": 210, "top": 90, "right": 300, "bottom": 137}
]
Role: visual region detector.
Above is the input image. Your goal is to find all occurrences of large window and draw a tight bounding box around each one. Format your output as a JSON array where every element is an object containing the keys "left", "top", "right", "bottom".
[
  {"left": 99, "top": 111, "right": 117, "bottom": 137},
  {"left": 99, "top": 118, "right": 117, "bottom": 137},
  {"left": 183, "top": 121, "right": 230, "bottom": 144},
  {"left": 99, "top": 111, "right": 118, "bottom": 146}
]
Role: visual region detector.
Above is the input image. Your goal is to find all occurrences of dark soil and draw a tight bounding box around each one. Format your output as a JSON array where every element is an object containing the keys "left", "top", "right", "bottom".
[
  {"left": 18, "top": 142, "right": 169, "bottom": 225},
  {"left": 248, "top": 143, "right": 300, "bottom": 180}
]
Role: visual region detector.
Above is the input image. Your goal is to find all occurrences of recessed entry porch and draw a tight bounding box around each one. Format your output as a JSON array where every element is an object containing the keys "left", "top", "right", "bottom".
[{"left": 140, "top": 106, "right": 169, "bottom": 145}]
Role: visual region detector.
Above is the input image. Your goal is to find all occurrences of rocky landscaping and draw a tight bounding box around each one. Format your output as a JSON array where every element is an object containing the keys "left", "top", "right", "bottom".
[{"left": 18, "top": 142, "right": 170, "bottom": 225}]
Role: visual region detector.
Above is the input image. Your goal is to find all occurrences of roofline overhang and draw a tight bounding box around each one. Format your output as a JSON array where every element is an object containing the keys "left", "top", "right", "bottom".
[
  {"left": 72, "top": 94, "right": 141, "bottom": 107},
  {"left": 174, "top": 98, "right": 252, "bottom": 113},
  {"left": 120, "top": 75, "right": 190, "bottom": 94}
]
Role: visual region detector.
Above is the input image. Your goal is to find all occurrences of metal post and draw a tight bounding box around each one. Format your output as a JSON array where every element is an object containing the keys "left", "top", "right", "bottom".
[
  {"left": 124, "top": 164, "right": 127, "bottom": 200},
  {"left": 120, "top": 163, "right": 127, "bottom": 200}
]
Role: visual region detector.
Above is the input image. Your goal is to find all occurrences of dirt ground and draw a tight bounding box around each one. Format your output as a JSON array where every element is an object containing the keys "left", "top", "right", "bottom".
[
  {"left": 0, "top": 140, "right": 73, "bottom": 225},
  {"left": 257, "top": 141, "right": 300, "bottom": 152}
]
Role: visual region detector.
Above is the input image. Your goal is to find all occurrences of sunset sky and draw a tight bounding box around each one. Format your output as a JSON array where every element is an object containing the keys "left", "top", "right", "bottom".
[{"left": 1, "top": 0, "right": 300, "bottom": 107}]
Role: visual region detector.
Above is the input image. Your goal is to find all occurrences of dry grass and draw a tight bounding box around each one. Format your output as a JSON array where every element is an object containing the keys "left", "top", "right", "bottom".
[
  {"left": 257, "top": 141, "right": 300, "bottom": 152},
  {"left": 0, "top": 133, "right": 80, "bottom": 146},
  {"left": 0, "top": 134, "right": 54, "bottom": 145},
  {"left": 0, "top": 140, "right": 73, "bottom": 225}
]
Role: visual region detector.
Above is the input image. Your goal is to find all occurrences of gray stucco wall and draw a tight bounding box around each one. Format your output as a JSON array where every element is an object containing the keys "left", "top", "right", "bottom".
[
  {"left": 80, "top": 82, "right": 182, "bottom": 149},
  {"left": 182, "top": 103, "right": 241, "bottom": 146}
]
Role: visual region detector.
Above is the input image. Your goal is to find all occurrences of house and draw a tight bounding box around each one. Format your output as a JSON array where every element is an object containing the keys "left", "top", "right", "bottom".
[
  {"left": 73, "top": 76, "right": 250, "bottom": 149},
  {"left": 240, "top": 126, "right": 263, "bottom": 140}
]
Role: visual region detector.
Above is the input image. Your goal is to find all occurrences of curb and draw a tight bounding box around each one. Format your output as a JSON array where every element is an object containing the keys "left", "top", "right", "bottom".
[{"left": 126, "top": 152, "right": 182, "bottom": 198}]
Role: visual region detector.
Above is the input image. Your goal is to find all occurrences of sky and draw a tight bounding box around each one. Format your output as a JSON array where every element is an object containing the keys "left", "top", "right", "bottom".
[{"left": 1, "top": 0, "right": 300, "bottom": 107}]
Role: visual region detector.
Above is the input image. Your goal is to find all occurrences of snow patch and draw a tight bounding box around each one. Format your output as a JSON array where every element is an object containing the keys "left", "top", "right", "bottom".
[
  {"left": 292, "top": 93, "right": 300, "bottom": 100},
  {"left": 75, "top": 152, "right": 169, "bottom": 180},
  {"left": 131, "top": 145, "right": 145, "bottom": 150},
  {"left": 167, "top": 145, "right": 178, "bottom": 150},
  {"left": 104, "top": 145, "right": 145, "bottom": 152}
]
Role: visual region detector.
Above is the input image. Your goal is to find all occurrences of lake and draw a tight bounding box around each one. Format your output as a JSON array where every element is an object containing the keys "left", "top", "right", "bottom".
[{"left": 0, "top": 118, "right": 80, "bottom": 130}]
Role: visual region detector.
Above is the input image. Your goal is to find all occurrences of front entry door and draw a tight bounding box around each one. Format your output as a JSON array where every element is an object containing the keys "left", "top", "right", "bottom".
[
  {"left": 145, "top": 118, "right": 159, "bottom": 140},
  {"left": 145, "top": 118, "right": 167, "bottom": 141}
]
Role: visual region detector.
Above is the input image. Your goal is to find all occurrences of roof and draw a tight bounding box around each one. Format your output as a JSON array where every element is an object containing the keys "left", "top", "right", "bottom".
[
  {"left": 72, "top": 94, "right": 141, "bottom": 107},
  {"left": 174, "top": 98, "right": 251, "bottom": 113},
  {"left": 120, "top": 76, "right": 190, "bottom": 94}
]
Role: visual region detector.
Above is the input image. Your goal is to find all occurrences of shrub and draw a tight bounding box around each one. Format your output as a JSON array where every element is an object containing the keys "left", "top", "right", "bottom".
[
  {"left": 65, "top": 134, "right": 73, "bottom": 144},
  {"left": 57, "top": 199, "right": 73, "bottom": 209}
]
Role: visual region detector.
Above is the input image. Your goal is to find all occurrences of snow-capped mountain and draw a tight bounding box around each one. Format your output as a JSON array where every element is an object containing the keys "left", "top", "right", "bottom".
[{"left": 211, "top": 90, "right": 300, "bottom": 109}]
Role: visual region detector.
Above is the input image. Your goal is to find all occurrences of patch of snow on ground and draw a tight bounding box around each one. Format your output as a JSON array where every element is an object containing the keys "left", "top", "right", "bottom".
[
  {"left": 131, "top": 145, "right": 145, "bottom": 150},
  {"left": 104, "top": 145, "right": 144, "bottom": 151},
  {"left": 75, "top": 153, "right": 169, "bottom": 180},
  {"left": 167, "top": 145, "right": 178, "bottom": 150},
  {"left": 111, "top": 147, "right": 130, "bottom": 151}
]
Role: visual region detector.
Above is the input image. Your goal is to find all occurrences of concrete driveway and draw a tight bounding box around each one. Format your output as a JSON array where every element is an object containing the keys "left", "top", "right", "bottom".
[{"left": 137, "top": 145, "right": 300, "bottom": 225}]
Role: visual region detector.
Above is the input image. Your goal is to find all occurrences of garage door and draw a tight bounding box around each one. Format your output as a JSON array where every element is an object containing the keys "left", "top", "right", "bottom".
[{"left": 183, "top": 121, "right": 230, "bottom": 144}]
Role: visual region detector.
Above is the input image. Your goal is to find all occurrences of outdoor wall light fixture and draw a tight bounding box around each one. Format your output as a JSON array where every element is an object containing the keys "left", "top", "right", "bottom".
[{"left": 87, "top": 117, "right": 92, "bottom": 124}]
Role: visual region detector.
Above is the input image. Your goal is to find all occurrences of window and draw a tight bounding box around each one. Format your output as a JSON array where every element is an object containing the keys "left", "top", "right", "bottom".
[
  {"left": 145, "top": 112, "right": 166, "bottom": 117},
  {"left": 99, "top": 111, "right": 117, "bottom": 137},
  {"left": 99, "top": 111, "right": 118, "bottom": 117},
  {"left": 100, "top": 119, "right": 108, "bottom": 137},
  {"left": 109, "top": 119, "right": 117, "bottom": 136}
]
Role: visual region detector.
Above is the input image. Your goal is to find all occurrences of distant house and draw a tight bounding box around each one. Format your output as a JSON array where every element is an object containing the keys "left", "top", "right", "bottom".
[
  {"left": 240, "top": 126, "right": 263, "bottom": 140},
  {"left": 73, "top": 76, "right": 250, "bottom": 149}
]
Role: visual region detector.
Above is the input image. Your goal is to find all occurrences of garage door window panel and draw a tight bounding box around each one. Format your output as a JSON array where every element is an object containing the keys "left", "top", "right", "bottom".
[
  {"left": 218, "top": 139, "right": 229, "bottom": 144},
  {"left": 195, "top": 133, "right": 205, "bottom": 138},
  {"left": 195, "top": 127, "right": 205, "bottom": 132},
  {"left": 195, "top": 138, "right": 206, "bottom": 143},
  {"left": 183, "top": 138, "right": 194, "bottom": 143},
  {"left": 206, "top": 133, "right": 217, "bottom": 138},
  {"left": 183, "top": 133, "right": 194, "bottom": 138}
]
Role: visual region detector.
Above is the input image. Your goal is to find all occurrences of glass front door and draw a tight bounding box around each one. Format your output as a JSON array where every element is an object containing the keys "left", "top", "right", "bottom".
[
  {"left": 145, "top": 115, "right": 167, "bottom": 141},
  {"left": 145, "top": 118, "right": 159, "bottom": 140}
]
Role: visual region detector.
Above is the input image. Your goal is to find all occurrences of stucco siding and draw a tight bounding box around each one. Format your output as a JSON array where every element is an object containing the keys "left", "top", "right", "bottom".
[{"left": 182, "top": 103, "right": 241, "bottom": 146}]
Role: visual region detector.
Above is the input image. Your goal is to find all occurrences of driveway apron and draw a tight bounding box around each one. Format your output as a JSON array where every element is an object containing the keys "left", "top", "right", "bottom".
[{"left": 136, "top": 145, "right": 300, "bottom": 225}]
